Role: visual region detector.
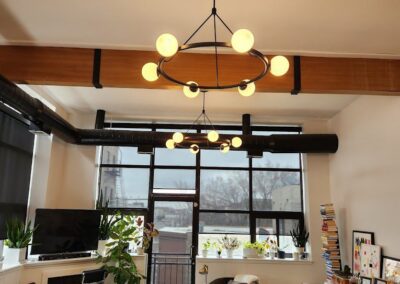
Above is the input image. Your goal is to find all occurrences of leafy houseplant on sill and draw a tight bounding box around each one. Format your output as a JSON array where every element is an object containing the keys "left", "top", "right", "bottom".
[
  {"left": 219, "top": 235, "right": 240, "bottom": 258},
  {"left": 4, "top": 218, "right": 36, "bottom": 264},
  {"left": 96, "top": 191, "right": 120, "bottom": 256},
  {"left": 243, "top": 241, "right": 257, "bottom": 258},
  {"left": 98, "top": 214, "right": 158, "bottom": 284},
  {"left": 290, "top": 223, "right": 310, "bottom": 260},
  {"left": 201, "top": 239, "right": 212, "bottom": 257},
  {"left": 134, "top": 217, "right": 159, "bottom": 255}
]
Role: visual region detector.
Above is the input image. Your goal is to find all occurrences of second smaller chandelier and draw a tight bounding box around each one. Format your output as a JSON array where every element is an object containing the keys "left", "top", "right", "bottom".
[
  {"left": 142, "top": 0, "right": 290, "bottom": 98},
  {"left": 165, "top": 91, "right": 243, "bottom": 154}
]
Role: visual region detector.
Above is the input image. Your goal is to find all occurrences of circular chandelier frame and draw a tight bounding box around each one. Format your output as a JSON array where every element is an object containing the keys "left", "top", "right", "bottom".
[{"left": 157, "top": 42, "right": 270, "bottom": 90}]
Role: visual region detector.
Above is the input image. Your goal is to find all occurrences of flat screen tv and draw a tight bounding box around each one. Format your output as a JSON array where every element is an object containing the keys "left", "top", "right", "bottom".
[{"left": 31, "top": 209, "right": 101, "bottom": 255}]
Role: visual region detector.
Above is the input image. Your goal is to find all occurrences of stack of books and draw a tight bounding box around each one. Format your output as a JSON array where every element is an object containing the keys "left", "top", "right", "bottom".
[{"left": 320, "top": 203, "right": 341, "bottom": 281}]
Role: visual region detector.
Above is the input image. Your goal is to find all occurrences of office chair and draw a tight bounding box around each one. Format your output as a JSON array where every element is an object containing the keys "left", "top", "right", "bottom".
[{"left": 81, "top": 268, "right": 107, "bottom": 284}]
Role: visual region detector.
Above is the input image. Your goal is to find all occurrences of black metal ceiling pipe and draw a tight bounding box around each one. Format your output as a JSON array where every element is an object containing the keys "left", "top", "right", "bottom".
[
  {"left": 0, "top": 75, "right": 78, "bottom": 143},
  {"left": 0, "top": 75, "right": 339, "bottom": 153}
]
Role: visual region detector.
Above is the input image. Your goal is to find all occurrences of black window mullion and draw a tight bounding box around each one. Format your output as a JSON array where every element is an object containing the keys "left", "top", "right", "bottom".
[{"left": 275, "top": 218, "right": 280, "bottom": 247}]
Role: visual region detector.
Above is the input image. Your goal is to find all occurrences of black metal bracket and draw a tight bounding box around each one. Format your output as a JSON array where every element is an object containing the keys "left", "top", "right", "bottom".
[
  {"left": 92, "top": 49, "right": 103, "bottom": 89},
  {"left": 95, "top": 109, "right": 105, "bottom": 129},
  {"left": 291, "top": 56, "right": 301, "bottom": 95}
]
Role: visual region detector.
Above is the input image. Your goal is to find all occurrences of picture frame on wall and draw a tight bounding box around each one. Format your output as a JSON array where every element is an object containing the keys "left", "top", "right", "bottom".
[
  {"left": 360, "top": 243, "right": 381, "bottom": 278},
  {"left": 360, "top": 277, "right": 372, "bottom": 284},
  {"left": 382, "top": 256, "right": 400, "bottom": 283},
  {"left": 353, "top": 230, "right": 375, "bottom": 274}
]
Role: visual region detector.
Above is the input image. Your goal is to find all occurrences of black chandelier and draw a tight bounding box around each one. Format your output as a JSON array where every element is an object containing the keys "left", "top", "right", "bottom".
[
  {"left": 165, "top": 91, "right": 243, "bottom": 154},
  {"left": 142, "top": 0, "right": 290, "bottom": 98}
]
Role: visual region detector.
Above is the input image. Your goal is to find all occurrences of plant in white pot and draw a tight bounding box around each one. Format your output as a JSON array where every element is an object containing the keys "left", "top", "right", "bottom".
[
  {"left": 96, "top": 192, "right": 120, "bottom": 256},
  {"left": 268, "top": 238, "right": 278, "bottom": 259},
  {"left": 290, "top": 223, "right": 309, "bottom": 260},
  {"left": 201, "top": 239, "right": 212, "bottom": 257},
  {"left": 242, "top": 241, "right": 257, "bottom": 258},
  {"left": 4, "top": 218, "right": 36, "bottom": 264},
  {"left": 219, "top": 235, "right": 240, "bottom": 258}
]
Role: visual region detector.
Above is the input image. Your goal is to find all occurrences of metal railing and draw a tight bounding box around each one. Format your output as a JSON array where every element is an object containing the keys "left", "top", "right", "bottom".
[{"left": 150, "top": 253, "right": 192, "bottom": 284}]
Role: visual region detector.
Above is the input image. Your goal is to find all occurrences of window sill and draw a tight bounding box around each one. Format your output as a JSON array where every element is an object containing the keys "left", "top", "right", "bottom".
[{"left": 196, "top": 256, "right": 313, "bottom": 265}]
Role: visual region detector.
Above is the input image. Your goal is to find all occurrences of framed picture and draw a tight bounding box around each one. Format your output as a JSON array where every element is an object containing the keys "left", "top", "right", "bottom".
[
  {"left": 361, "top": 277, "right": 372, "bottom": 284},
  {"left": 374, "top": 279, "right": 388, "bottom": 284},
  {"left": 382, "top": 256, "right": 400, "bottom": 283},
  {"left": 360, "top": 243, "right": 381, "bottom": 278},
  {"left": 353, "top": 230, "right": 375, "bottom": 274}
]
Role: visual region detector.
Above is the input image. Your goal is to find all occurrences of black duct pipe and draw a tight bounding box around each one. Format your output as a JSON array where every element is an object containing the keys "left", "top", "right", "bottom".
[{"left": 0, "top": 75, "right": 338, "bottom": 153}]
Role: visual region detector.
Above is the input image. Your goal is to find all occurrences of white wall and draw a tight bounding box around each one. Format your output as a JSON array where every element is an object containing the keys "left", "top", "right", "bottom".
[
  {"left": 328, "top": 96, "right": 400, "bottom": 266},
  {"left": 28, "top": 111, "right": 98, "bottom": 213},
  {"left": 196, "top": 120, "right": 333, "bottom": 284}
]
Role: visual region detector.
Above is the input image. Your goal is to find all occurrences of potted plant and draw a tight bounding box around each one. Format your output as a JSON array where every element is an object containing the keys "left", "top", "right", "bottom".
[
  {"left": 216, "top": 244, "right": 223, "bottom": 258},
  {"left": 268, "top": 238, "right": 278, "bottom": 259},
  {"left": 242, "top": 241, "right": 257, "bottom": 258},
  {"left": 290, "top": 223, "right": 309, "bottom": 259},
  {"left": 219, "top": 235, "right": 240, "bottom": 258},
  {"left": 134, "top": 218, "right": 159, "bottom": 255},
  {"left": 201, "top": 239, "right": 212, "bottom": 257},
  {"left": 277, "top": 244, "right": 288, "bottom": 259},
  {"left": 96, "top": 192, "right": 120, "bottom": 256},
  {"left": 4, "top": 218, "right": 36, "bottom": 264},
  {"left": 98, "top": 214, "right": 158, "bottom": 284}
]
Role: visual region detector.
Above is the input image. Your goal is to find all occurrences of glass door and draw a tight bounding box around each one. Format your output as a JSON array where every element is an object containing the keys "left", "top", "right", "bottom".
[{"left": 150, "top": 201, "right": 195, "bottom": 284}]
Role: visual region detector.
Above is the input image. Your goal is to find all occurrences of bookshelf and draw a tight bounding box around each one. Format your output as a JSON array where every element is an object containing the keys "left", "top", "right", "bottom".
[{"left": 320, "top": 203, "right": 342, "bottom": 282}]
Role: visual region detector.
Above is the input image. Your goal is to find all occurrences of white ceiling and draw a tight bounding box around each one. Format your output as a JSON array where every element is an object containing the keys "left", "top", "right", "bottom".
[
  {"left": 24, "top": 85, "right": 358, "bottom": 123},
  {"left": 1, "top": 0, "right": 400, "bottom": 57}
]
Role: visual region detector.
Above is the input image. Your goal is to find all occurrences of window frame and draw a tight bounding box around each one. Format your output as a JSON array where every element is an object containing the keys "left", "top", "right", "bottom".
[{"left": 98, "top": 122, "right": 305, "bottom": 253}]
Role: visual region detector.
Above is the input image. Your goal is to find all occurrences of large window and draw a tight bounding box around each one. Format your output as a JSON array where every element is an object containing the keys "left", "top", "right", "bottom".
[
  {"left": 98, "top": 123, "right": 304, "bottom": 255},
  {"left": 0, "top": 106, "right": 35, "bottom": 240}
]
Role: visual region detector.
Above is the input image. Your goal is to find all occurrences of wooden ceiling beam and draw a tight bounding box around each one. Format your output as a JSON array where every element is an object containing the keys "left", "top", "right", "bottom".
[{"left": 0, "top": 45, "right": 399, "bottom": 95}]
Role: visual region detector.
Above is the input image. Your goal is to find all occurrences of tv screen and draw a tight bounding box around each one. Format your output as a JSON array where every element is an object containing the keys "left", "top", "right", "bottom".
[{"left": 31, "top": 209, "right": 101, "bottom": 255}]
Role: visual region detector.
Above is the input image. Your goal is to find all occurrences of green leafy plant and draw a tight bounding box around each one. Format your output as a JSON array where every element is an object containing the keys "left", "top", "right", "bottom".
[
  {"left": 134, "top": 217, "right": 159, "bottom": 251},
  {"left": 96, "top": 191, "right": 120, "bottom": 240},
  {"left": 98, "top": 214, "right": 158, "bottom": 284},
  {"left": 290, "top": 223, "right": 309, "bottom": 248},
  {"left": 243, "top": 241, "right": 255, "bottom": 249},
  {"left": 202, "top": 239, "right": 212, "bottom": 250},
  {"left": 4, "top": 218, "right": 36, "bottom": 249}
]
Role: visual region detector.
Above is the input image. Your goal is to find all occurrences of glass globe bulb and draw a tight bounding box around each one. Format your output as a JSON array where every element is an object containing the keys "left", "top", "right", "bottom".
[
  {"left": 207, "top": 130, "right": 219, "bottom": 143},
  {"left": 220, "top": 143, "right": 230, "bottom": 154},
  {"left": 183, "top": 81, "right": 200, "bottom": 98},
  {"left": 270, "top": 55, "right": 290, "bottom": 77},
  {"left": 172, "top": 132, "right": 184, "bottom": 143},
  {"left": 231, "top": 137, "right": 242, "bottom": 148},
  {"left": 165, "top": 139, "right": 175, "bottom": 150},
  {"left": 141, "top": 62, "right": 159, "bottom": 82},
  {"left": 156, "top": 33, "right": 179, "bottom": 57},
  {"left": 231, "top": 29, "right": 254, "bottom": 53},
  {"left": 238, "top": 79, "right": 256, "bottom": 97},
  {"left": 190, "top": 144, "right": 199, "bottom": 154}
]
